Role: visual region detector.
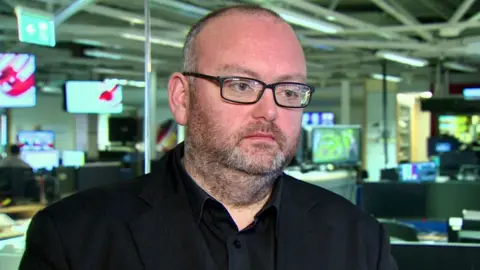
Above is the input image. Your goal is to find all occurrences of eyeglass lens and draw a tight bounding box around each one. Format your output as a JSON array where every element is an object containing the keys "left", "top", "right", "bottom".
[{"left": 222, "top": 77, "right": 311, "bottom": 107}]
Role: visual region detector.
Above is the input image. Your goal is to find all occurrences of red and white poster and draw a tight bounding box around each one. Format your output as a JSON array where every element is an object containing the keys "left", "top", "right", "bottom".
[{"left": 0, "top": 53, "right": 36, "bottom": 108}]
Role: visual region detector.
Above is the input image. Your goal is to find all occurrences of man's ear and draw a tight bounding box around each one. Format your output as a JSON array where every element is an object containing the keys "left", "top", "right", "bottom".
[{"left": 168, "top": 72, "right": 190, "bottom": 126}]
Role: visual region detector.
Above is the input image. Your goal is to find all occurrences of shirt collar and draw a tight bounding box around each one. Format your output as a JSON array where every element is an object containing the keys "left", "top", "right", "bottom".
[{"left": 172, "top": 143, "right": 283, "bottom": 225}]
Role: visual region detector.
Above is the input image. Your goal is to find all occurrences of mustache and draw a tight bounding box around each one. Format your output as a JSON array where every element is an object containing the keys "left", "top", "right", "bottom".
[{"left": 239, "top": 122, "right": 286, "bottom": 144}]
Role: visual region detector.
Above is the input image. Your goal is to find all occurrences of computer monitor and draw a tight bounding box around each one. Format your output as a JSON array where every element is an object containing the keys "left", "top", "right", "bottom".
[
  {"left": 439, "top": 150, "right": 479, "bottom": 178},
  {"left": 302, "top": 112, "right": 334, "bottom": 127},
  {"left": 310, "top": 125, "right": 361, "bottom": 165},
  {"left": 108, "top": 117, "right": 140, "bottom": 143},
  {"left": 21, "top": 150, "right": 59, "bottom": 171},
  {"left": 17, "top": 130, "right": 55, "bottom": 151},
  {"left": 427, "top": 136, "right": 460, "bottom": 157},
  {"left": 398, "top": 162, "right": 437, "bottom": 182},
  {"left": 62, "top": 150, "right": 85, "bottom": 167}
]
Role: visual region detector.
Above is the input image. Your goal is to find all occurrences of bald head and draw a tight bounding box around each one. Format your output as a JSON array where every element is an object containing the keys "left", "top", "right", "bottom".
[
  {"left": 169, "top": 5, "right": 308, "bottom": 206},
  {"left": 182, "top": 5, "right": 301, "bottom": 72}
]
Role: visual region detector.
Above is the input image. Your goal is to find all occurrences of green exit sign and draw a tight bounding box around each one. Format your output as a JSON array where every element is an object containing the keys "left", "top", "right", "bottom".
[{"left": 15, "top": 6, "right": 56, "bottom": 47}]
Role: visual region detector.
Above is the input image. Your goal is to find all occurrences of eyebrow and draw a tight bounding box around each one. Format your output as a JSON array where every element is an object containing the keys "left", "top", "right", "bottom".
[{"left": 216, "top": 64, "right": 307, "bottom": 83}]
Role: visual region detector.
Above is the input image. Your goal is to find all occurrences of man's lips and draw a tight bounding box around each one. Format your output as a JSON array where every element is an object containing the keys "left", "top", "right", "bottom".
[{"left": 244, "top": 132, "right": 276, "bottom": 140}]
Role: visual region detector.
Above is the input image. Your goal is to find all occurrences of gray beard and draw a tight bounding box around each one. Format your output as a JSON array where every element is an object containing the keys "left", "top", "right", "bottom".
[
  {"left": 182, "top": 90, "right": 299, "bottom": 207},
  {"left": 183, "top": 140, "right": 286, "bottom": 207}
]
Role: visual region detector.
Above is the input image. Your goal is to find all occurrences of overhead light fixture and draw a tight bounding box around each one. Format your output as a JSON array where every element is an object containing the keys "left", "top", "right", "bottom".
[
  {"left": 269, "top": 6, "right": 343, "bottom": 34},
  {"left": 128, "top": 18, "right": 144, "bottom": 24},
  {"left": 121, "top": 33, "right": 184, "bottom": 48},
  {"left": 105, "top": 78, "right": 145, "bottom": 88},
  {"left": 84, "top": 49, "right": 165, "bottom": 64},
  {"left": 419, "top": 91, "right": 432, "bottom": 99},
  {"left": 371, "top": 73, "right": 402, "bottom": 82},
  {"left": 73, "top": 39, "right": 121, "bottom": 49},
  {"left": 307, "top": 62, "right": 324, "bottom": 69},
  {"left": 443, "top": 61, "right": 478, "bottom": 73},
  {"left": 84, "top": 50, "right": 122, "bottom": 60},
  {"left": 93, "top": 68, "right": 116, "bottom": 74},
  {"left": 93, "top": 68, "right": 143, "bottom": 77},
  {"left": 152, "top": 0, "right": 209, "bottom": 16},
  {"left": 376, "top": 50, "right": 428, "bottom": 67},
  {"left": 326, "top": 16, "right": 336, "bottom": 21}
]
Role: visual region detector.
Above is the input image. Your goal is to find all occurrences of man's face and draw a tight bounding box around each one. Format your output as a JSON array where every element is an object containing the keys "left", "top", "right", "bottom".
[{"left": 186, "top": 13, "right": 306, "bottom": 175}]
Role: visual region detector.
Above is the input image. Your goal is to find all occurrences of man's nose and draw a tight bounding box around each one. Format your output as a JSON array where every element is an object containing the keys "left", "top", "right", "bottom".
[{"left": 251, "top": 88, "right": 278, "bottom": 122}]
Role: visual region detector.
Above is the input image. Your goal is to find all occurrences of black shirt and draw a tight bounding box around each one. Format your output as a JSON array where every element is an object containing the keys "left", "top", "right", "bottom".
[{"left": 172, "top": 146, "right": 282, "bottom": 270}]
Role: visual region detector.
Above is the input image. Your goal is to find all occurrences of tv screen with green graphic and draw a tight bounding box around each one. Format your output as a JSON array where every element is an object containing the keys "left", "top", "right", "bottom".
[{"left": 311, "top": 125, "right": 361, "bottom": 165}]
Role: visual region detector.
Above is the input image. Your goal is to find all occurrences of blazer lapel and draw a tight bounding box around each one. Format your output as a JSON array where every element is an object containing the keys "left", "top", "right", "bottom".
[
  {"left": 127, "top": 169, "right": 215, "bottom": 270},
  {"left": 277, "top": 180, "right": 335, "bottom": 270}
]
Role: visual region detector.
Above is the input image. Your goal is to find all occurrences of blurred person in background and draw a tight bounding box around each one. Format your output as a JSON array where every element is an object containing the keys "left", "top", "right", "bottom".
[{"left": 0, "top": 144, "right": 31, "bottom": 169}]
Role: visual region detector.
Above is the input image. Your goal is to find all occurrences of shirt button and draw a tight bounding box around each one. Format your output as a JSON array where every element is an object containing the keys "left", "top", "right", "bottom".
[{"left": 233, "top": 239, "right": 242, "bottom": 249}]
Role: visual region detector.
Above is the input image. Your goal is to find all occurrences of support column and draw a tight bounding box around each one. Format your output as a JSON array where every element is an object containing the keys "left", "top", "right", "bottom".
[
  {"left": 434, "top": 60, "right": 448, "bottom": 97},
  {"left": 143, "top": 0, "right": 152, "bottom": 173},
  {"left": 149, "top": 70, "right": 157, "bottom": 160},
  {"left": 88, "top": 114, "right": 98, "bottom": 158},
  {"left": 340, "top": 80, "right": 351, "bottom": 125},
  {"left": 364, "top": 78, "right": 398, "bottom": 181},
  {"left": 74, "top": 114, "right": 88, "bottom": 151}
]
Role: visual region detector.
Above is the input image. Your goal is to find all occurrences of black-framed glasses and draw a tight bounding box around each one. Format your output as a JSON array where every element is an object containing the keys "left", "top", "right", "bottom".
[{"left": 182, "top": 72, "right": 315, "bottom": 108}]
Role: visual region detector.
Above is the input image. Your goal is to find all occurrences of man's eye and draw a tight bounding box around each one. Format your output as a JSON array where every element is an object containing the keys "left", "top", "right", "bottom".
[
  {"left": 284, "top": 90, "right": 299, "bottom": 98},
  {"left": 226, "top": 81, "right": 254, "bottom": 92}
]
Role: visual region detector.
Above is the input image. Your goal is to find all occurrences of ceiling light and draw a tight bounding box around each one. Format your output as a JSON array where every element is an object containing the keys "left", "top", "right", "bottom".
[
  {"left": 419, "top": 91, "right": 432, "bottom": 98},
  {"left": 121, "top": 33, "right": 184, "bottom": 48},
  {"left": 443, "top": 61, "right": 478, "bottom": 73},
  {"left": 371, "top": 73, "right": 402, "bottom": 82},
  {"left": 152, "top": 0, "right": 209, "bottom": 16},
  {"left": 307, "top": 62, "right": 324, "bottom": 69},
  {"left": 376, "top": 50, "right": 428, "bottom": 67},
  {"left": 128, "top": 18, "right": 144, "bottom": 24},
  {"left": 105, "top": 78, "right": 145, "bottom": 88},
  {"left": 84, "top": 50, "right": 122, "bottom": 60},
  {"left": 93, "top": 68, "right": 143, "bottom": 77},
  {"left": 84, "top": 49, "right": 165, "bottom": 64},
  {"left": 270, "top": 6, "right": 343, "bottom": 34},
  {"left": 93, "top": 68, "right": 116, "bottom": 74},
  {"left": 326, "top": 16, "right": 336, "bottom": 21},
  {"left": 73, "top": 39, "right": 112, "bottom": 48}
]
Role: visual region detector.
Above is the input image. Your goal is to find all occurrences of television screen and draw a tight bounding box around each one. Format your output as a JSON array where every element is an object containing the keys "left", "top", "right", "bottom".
[
  {"left": 463, "top": 88, "right": 480, "bottom": 100},
  {"left": 302, "top": 112, "right": 334, "bottom": 126},
  {"left": 398, "top": 162, "right": 437, "bottom": 182},
  {"left": 427, "top": 136, "right": 460, "bottom": 157},
  {"left": 61, "top": 150, "right": 85, "bottom": 167},
  {"left": 21, "top": 150, "right": 59, "bottom": 171},
  {"left": 0, "top": 53, "right": 36, "bottom": 108},
  {"left": 108, "top": 117, "right": 140, "bottom": 142},
  {"left": 17, "top": 130, "right": 55, "bottom": 151},
  {"left": 311, "top": 125, "right": 361, "bottom": 165},
  {"left": 65, "top": 81, "right": 123, "bottom": 114}
]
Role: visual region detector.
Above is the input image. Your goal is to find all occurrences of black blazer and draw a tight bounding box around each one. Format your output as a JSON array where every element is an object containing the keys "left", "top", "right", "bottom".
[{"left": 20, "top": 153, "right": 397, "bottom": 270}]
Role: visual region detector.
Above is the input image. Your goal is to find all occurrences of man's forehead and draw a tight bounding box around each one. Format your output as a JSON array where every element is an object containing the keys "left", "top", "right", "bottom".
[
  {"left": 197, "top": 10, "right": 289, "bottom": 40},
  {"left": 215, "top": 64, "right": 307, "bottom": 82}
]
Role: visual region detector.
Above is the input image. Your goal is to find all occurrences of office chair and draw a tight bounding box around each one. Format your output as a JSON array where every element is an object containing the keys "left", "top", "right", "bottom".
[{"left": 0, "top": 167, "right": 36, "bottom": 204}]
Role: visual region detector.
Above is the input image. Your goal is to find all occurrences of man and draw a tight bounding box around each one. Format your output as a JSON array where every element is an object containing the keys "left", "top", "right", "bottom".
[
  {"left": 0, "top": 144, "right": 31, "bottom": 169},
  {"left": 20, "top": 5, "right": 397, "bottom": 270}
]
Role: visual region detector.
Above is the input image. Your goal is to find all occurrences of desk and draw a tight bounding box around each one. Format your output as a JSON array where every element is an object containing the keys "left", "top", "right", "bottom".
[
  {"left": 284, "top": 170, "right": 357, "bottom": 204},
  {"left": 0, "top": 205, "right": 44, "bottom": 219},
  {"left": 0, "top": 232, "right": 23, "bottom": 241}
]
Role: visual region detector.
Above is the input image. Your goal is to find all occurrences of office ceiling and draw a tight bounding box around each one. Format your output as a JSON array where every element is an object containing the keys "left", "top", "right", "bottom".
[{"left": 1, "top": 0, "right": 479, "bottom": 107}]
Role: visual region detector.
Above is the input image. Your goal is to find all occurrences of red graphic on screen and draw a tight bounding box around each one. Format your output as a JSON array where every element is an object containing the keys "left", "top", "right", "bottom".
[
  {"left": 99, "top": 84, "right": 119, "bottom": 101},
  {"left": 17, "top": 131, "right": 55, "bottom": 151},
  {"left": 0, "top": 54, "right": 35, "bottom": 97}
]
